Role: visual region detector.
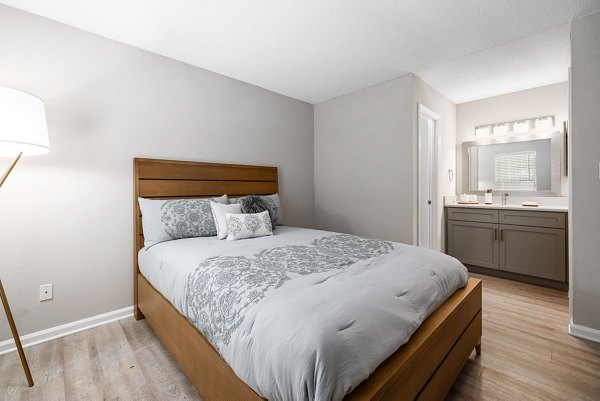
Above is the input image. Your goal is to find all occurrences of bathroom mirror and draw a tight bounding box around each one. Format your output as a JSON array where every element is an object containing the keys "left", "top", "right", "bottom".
[{"left": 463, "top": 131, "right": 563, "bottom": 196}]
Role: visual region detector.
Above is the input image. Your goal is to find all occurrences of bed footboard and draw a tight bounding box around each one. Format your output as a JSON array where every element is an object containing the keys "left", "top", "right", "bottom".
[{"left": 138, "top": 271, "right": 481, "bottom": 401}]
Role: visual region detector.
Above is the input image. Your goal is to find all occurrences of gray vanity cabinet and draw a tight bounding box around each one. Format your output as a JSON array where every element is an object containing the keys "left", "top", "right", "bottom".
[
  {"left": 499, "top": 224, "right": 566, "bottom": 281},
  {"left": 447, "top": 221, "right": 499, "bottom": 269},
  {"left": 446, "top": 207, "right": 568, "bottom": 288}
]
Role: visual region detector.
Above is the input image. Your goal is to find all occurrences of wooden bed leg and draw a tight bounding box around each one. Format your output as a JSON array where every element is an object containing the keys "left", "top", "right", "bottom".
[
  {"left": 475, "top": 341, "right": 481, "bottom": 356},
  {"left": 134, "top": 306, "right": 145, "bottom": 321},
  {"left": 134, "top": 273, "right": 144, "bottom": 321}
]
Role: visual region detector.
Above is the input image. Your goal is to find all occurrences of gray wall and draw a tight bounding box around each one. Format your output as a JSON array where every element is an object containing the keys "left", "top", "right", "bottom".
[
  {"left": 314, "top": 74, "right": 456, "bottom": 246},
  {"left": 314, "top": 75, "right": 414, "bottom": 243},
  {"left": 570, "top": 11, "right": 600, "bottom": 332},
  {"left": 0, "top": 5, "right": 314, "bottom": 341}
]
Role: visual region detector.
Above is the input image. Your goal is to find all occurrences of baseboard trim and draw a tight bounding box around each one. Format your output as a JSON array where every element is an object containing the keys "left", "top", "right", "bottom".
[
  {"left": 0, "top": 306, "right": 133, "bottom": 356},
  {"left": 569, "top": 322, "right": 600, "bottom": 344}
]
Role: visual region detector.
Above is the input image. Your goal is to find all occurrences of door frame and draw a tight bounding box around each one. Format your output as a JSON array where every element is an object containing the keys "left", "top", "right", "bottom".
[{"left": 417, "top": 103, "right": 441, "bottom": 250}]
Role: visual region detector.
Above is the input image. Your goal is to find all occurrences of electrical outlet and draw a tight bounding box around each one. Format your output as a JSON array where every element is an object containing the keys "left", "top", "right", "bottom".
[{"left": 39, "top": 284, "right": 53, "bottom": 302}]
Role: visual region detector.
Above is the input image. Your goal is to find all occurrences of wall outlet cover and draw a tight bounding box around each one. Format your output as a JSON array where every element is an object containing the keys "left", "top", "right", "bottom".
[{"left": 39, "top": 284, "right": 53, "bottom": 302}]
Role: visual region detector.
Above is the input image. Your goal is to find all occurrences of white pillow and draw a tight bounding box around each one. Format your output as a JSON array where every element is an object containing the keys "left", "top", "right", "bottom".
[
  {"left": 225, "top": 211, "right": 273, "bottom": 241},
  {"left": 210, "top": 201, "right": 242, "bottom": 239},
  {"left": 138, "top": 195, "right": 228, "bottom": 248}
]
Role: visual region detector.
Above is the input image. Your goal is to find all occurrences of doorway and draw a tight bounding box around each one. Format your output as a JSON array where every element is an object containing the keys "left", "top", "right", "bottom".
[{"left": 417, "top": 104, "right": 440, "bottom": 250}]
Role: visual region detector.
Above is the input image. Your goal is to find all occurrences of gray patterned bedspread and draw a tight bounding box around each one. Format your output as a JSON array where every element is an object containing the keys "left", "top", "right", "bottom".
[{"left": 139, "top": 227, "right": 468, "bottom": 401}]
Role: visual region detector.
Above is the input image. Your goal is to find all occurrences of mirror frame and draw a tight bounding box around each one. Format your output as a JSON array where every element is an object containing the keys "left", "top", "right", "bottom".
[{"left": 461, "top": 131, "right": 564, "bottom": 196}]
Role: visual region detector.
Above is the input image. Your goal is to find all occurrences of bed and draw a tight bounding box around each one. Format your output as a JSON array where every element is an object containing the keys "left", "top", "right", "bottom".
[{"left": 133, "top": 157, "right": 482, "bottom": 401}]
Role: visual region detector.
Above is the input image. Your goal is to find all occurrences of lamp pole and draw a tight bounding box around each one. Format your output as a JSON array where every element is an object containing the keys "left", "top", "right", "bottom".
[
  {"left": 0, "top": 151, "right": 34, "bottom": 387},
  {"left": 0, "top": 152, "right": 22, "bottom": 187},
  {"left": 0, "top": 85, "right": 50, "bottom": 388}
]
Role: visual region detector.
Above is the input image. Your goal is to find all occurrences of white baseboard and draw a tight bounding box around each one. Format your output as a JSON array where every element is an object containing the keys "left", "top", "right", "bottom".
[
  {"left": 569, "top": 322, "right": 600, "bottom": 344},
  {"left": 0, "top": 306, "right": 133, "bottom": 356}
]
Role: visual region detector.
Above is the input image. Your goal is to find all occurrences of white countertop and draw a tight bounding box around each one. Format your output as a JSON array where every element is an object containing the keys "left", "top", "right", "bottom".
[{"left": 444, "top": 203, "right": 568, "bottom": 212}]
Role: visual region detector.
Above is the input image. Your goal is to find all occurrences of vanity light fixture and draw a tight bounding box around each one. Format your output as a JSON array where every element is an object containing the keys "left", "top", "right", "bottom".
[
  {"left": 513, "top": 120, "right": 530, "bottom": 133},
  {"left": 492, "top": 123, "right": 509, "bottom": 136},
  {"left": 475, "top": 126, "right": 491, "bottom": 138},
  {"left": 475, "top": 115, "right": 556, "bottom": 138},
  {"left": 535, "top": 116, "right": 554, "bottom": 132}
]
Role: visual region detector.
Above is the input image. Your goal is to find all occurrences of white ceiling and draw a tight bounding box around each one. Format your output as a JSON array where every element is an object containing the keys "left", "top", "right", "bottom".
[
  {"left": 2, "top": 0, "right": 600, "bottom": 104},
  {"left": 418, "top": 24, "right": 572, "bottom": 104}
]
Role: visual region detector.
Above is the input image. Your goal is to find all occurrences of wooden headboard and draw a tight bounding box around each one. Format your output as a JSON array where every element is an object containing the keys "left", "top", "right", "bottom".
[{"left": 133, "top": 157, "right": 278, "bottom": 318}]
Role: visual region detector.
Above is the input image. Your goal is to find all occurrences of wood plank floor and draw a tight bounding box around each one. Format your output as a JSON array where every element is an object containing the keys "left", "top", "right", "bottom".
[
  {"left": 448, "top": 274, "right": 600, "bottom": 401},
  {"left": 1, "top": 273, "right": 599, "bottom": 401}
]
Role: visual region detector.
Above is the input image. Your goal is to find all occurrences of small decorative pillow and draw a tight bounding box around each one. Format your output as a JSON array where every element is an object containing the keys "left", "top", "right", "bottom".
[
  {"left": 225, "top": 211, "right": 273, "bottom": 241},
  {"left": 138, "top": 195, "right": 228, "bottom": 248},
  {"left": 210, "top": 201, "right": 242, "bottom": 239},
  {"left": 237, "top": 193, "right": 284, "bottom": 226}
]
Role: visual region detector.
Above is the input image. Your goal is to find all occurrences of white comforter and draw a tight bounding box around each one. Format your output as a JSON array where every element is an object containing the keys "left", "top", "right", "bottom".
[{"left": 138, "top": 227, "right": 468, "bottom": 401}]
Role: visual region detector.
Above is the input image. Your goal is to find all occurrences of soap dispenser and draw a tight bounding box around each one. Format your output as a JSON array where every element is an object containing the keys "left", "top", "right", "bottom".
[{"left": 485, "top": 189, "right": 493, "bottom": 205}]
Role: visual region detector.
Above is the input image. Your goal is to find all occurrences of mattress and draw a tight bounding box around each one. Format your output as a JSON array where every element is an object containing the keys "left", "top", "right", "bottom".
[{"left": 138, "top": 226, "right": 468, "bottom": 401}]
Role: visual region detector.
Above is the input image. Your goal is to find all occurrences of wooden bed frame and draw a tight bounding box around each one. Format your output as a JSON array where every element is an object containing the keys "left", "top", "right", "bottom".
[{"left": 133, "top": 157, "right": 482, "bottom": 401}]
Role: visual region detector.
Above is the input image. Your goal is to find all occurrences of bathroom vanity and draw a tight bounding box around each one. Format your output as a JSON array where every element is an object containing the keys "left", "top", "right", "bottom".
[{"left": 445, "top": 204, "right": 568, "bottom": 290}]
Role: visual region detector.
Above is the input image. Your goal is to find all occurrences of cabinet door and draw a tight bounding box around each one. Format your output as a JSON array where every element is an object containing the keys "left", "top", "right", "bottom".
[
  {"left": 447, "top": 221, "right": 499, "bottom": 269},
  {"left": 499, "top": 225, "right": 566, "bottom": 282}
]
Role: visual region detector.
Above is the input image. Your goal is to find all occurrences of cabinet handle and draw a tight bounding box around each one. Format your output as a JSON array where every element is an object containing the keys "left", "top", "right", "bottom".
[
  {"left": 500, "top": 229, "right": 504, "bottom": 241},
  {"left": 494, "top": 228, "right": 498, "bottom": 240}
]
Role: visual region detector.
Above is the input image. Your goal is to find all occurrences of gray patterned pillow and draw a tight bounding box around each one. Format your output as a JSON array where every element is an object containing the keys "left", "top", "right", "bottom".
[
  {"left": 138, "top": 195, "right": 228, "bottom": 248},
  {"left": 237, "top": 193, "right": 284, "bottom": 226},
  {"left": 225, "top": 210, "right": 273, "bottom": 241}
]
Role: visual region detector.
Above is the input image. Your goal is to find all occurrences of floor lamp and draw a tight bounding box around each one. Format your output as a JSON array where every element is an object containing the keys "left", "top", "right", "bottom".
[{"left": 0, "top": 86, "right": 51, "bottom": 387}]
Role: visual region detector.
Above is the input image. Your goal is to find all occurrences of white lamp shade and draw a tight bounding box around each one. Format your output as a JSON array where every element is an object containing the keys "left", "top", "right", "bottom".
[{"left": 0, "top": 86, "right": 50, "bottom": 157}]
